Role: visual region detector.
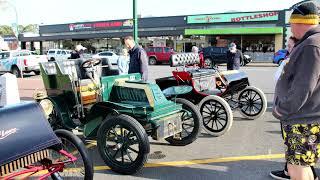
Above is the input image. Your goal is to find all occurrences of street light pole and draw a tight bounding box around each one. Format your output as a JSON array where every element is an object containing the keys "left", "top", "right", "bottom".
[
  {"left": 6, "top": 1, "right": 18, "bottom": 37},
  {"left": 133, "top": 0, "right": 138, "bottom": 43}
]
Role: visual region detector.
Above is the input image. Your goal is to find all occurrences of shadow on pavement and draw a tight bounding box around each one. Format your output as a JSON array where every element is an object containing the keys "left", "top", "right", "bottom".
[{"left": 94, "top": 159, "right": 300, "bottom": 180}]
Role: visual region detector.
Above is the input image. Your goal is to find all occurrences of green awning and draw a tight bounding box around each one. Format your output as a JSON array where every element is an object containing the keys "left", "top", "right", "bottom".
[{"left": 185, "top": 27, "right": 283, "bottom": 35}]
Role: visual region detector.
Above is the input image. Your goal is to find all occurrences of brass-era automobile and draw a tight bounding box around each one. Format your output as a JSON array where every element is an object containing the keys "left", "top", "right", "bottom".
[
  {"left": 36, "top": 58, "right": 201, "bottom": 174},
  {"left": 156, "top": 53, "right": 267, "bottom": 137}
]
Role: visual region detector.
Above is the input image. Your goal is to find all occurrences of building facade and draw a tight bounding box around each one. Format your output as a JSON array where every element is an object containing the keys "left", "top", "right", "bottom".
[{"left": 19, "top": 10, "right": 287, "bottom": 61}]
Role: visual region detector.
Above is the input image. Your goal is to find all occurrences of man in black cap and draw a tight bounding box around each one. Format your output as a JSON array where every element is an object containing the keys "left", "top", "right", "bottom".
[{"left": 270, "top": 2, "right": 320, "bottom": 180}]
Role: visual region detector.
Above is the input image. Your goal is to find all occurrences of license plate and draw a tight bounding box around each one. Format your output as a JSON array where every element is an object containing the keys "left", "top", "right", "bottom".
[{"left": 155, "top": 113, "right": 182, "bottom": 140}]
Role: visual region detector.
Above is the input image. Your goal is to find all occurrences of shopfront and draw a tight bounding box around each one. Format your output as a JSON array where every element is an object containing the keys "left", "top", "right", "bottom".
[{"left": 185, "top": 11, "right": 285, "bottom": 61}]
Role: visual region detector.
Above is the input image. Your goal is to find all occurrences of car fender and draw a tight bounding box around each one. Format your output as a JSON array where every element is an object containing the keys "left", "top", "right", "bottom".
[{"left": 84, "top": 102, "right": 120, "bottom": 138}]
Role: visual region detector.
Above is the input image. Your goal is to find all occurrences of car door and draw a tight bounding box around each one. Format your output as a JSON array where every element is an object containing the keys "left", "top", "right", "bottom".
[
  {"left": 56, "top": 50, "right": 62, "bottom": 60},
  {"left": 61, "top": 50, "right": 68, "bottom": 60},
  {"left": 220, "top": 48, "right": 228, "bottom": 63},
  {"left": 154, "top": 47, "right": 163, "bottom": 61}
]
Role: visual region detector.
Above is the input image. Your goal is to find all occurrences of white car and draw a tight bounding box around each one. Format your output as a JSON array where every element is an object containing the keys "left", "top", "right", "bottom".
[
  {"left": 92, "top": 51, "right": 119, "bottom": 64},
  {"left": 47, "top": 49, "right": 72, "bottom": 61},
  {"left": 0, "top": 50, "right": 48, "bottom": 77}
]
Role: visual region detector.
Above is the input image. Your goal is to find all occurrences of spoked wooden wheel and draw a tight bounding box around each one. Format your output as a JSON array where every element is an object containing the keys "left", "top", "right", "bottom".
[
  {"left": 238, "top": 86, "right": 267, "bottom": 120},
  {"left": 166, "top": 98, "right": 201, "bottom": 146},
  {"left": 97, "top": 114, "right": 149, "bottom": 175},
  {"left": 198, "top": 96, "right": 233, "bottom": 137}
]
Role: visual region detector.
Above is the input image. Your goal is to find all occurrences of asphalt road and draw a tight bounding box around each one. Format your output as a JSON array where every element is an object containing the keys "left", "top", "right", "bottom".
[{"left": 16, "top": 65, "right": 320, "bottom": 180}]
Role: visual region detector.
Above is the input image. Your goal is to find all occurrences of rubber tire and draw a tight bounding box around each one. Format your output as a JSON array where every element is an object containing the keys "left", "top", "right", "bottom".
[
  {"left": 11, "top": 66, "right": 21, "bottom": 78},
  {"left": 238, "top": 86, "right": 267, "bottom": 120},
  {"left": 165, "top": 98, "right": 201, "bottom": 146},
  {"left": 34, "top": 71, "right": 40, "bottom": 75},
  {"left": 204, "top": 58, "right": 213, "bottom": 68},
  {"left": 54, "top": 129, "right": 94, "bottom": 180},
  {"left": 50, "top": 57, "right": 55, "bottom": 61},
  {"left": 198, "top": 95, "right": 233, "bottom": 137},
  {"left": 149, "top": 57, "right": 157, "bottom": 65},
  {"left": 97, "top": 114, "right": 150, "bottom": 175}
]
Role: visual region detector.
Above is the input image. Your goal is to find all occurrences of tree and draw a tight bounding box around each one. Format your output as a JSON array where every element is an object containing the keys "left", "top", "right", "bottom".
[
  {"left": 0, "top": 25, "right": 14, "bottom": 36},
  {"left": 18, "top": 24, "right": 39, "bottom": 34}
]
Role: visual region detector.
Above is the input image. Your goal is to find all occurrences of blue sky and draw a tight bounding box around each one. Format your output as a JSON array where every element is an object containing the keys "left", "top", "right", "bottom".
[{"left": 0, "top": 0, "right": 302, "bottom": 25}]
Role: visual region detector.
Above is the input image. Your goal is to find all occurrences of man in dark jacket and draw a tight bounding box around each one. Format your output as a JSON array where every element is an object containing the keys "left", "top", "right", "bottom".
[
  {"left": 124, "top": 36, "right": 148, "bottom": 81},
  {"left": 271, "top": 2, "right": 320, "bottom": 180},
  {"left": 226, "top": 43, "right": 243, "bottom": 70}
]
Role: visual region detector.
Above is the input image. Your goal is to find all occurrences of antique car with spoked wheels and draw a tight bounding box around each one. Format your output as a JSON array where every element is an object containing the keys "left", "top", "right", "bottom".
[
  {"left": 155, "top": 53, "right": 267, "bottom": 136},
  {"left": 35, "top": 57, "right": 201, "bottom": 174},
  {"left": 0, "top": 102, "right": 93, "bottom": 179}
]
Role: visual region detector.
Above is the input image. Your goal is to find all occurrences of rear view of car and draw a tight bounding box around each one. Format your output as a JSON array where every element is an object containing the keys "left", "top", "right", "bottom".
[
  {"left": 273, "top": 49, "right": 288, "bottom": 65},
  {"left": 92, "top": 51, "right": 119, "bottom": 64}
]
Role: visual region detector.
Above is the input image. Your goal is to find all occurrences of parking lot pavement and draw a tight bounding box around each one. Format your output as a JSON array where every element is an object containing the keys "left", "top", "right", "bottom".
[{"left": 19, "top": 65, "right": 319, "bottom": 179}]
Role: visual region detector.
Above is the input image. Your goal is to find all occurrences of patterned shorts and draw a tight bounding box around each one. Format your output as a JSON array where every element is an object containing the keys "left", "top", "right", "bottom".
[{"left": 282, "top": 123, "right": 320, "bottom": 166}]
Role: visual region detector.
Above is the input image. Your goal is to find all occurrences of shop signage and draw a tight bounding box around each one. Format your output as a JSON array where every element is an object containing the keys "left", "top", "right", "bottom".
[
  {"left": 187, "top": 11, "right": 279, "bottom": 24},
  {"left": 68, "top": 19, "right": 133, "bottom": 31}
]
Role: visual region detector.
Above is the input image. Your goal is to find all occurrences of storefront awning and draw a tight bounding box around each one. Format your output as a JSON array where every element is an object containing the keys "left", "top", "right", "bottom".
[{"left": 185, "top": 27, "right": 283, "bottom": 35}]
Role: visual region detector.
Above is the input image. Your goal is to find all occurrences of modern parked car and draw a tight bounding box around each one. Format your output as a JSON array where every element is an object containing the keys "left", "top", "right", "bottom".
[
  {"left": 273, "top": 49, "right": 288, "bottom": 65},
  {"left": 47, "top": 49, "right": 72, "bottom": 61},
  {"left": 202, "top": 46, "right": 252, "bottom": 67},
  {"left": 146, "top": 47, "right": 175, "bottom": 65},
  {"left": 92, "top": 51, "right": 119, "bottom": 64},
  {"left": 0, "top": 50, "right": 48, "bottom": 77}
]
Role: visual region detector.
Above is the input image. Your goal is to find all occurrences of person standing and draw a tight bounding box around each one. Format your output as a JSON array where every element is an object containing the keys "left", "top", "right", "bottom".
[
  {"left": 272, "top": 2, "right": 320, "bottom": 180},
  {"left": 123, "top": 36, "right": 148, "bottom": 81},
  {"left": 226, "top": 43, "right": 243, "bottom": 70},
  {"left": 117, "top": 48, "right": 130, "bottom": 75},
  {"left": 70, "top": 44, "right": 86, "bottom": 59},
  {"left": 273, "top": 36, "right": 299, "bottom": 82}
]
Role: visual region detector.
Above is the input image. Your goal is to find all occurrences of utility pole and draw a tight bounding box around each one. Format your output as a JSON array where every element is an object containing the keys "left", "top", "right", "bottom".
[{"left": 133, "top": 0, "right": 138, "bottom": 43}]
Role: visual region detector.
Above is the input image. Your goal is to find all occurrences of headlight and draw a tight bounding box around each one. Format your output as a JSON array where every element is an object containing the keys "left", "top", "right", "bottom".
[{"left": 39, "top": 99, "right": 54, "bottom": 119}]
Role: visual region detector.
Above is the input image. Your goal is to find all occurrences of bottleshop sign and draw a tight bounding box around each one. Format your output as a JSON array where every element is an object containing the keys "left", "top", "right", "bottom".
[
  {"left": 68, "top": 19, "right": 133, "bottom": 31},
  {"left": 187, "top": 11, "right": 279, "bottom": 24}
]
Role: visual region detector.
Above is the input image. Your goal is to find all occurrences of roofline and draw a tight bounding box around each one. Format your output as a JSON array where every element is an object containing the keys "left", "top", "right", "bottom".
[{"left": 39, "top": 9, "right": 284, "bottom": 27}]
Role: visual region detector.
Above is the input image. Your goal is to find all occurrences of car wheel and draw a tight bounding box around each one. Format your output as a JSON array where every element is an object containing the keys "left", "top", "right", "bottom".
[
  {"left": 238, "top": 86, "right": 267, "bottom": 120},
  {"left": 11, "top": 66, "right": 21, "bottom": 78},
  {"left": 50, "top": 57, "right": 55, "bottom": 61},
  {"left": 97, "top": 114, "right": 149, "bottom": 175},
  {"left": 149, "top": 57, "right": 157, "bottom": 65},
  {"left": 198, "top": 95, "right": 233, "bottom": 137},
  {"left": 165, "top": 98, "right": 201, "bottom": 146}
]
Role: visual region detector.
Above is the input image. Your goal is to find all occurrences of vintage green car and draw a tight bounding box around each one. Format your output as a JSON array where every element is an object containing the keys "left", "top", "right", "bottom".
[{"left": 36, "top": 58, "right": 201, "bottom": 174}]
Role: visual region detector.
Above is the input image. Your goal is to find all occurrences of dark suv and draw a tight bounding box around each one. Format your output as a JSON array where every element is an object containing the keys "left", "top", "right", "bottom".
[{"left": 202, "top": 46, "right": 251, "bottom": 67}]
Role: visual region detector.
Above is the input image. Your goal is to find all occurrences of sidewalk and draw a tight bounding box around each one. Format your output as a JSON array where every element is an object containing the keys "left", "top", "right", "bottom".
[{"left": 220, "top": 62, "right": 277, "bottom": 67}]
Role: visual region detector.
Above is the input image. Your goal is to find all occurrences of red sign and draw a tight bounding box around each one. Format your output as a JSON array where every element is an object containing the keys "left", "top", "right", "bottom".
[
  {"left": 231, "top": 12, "right": 279, "bottom": 22},
  {"left": 93, "top": 21, "right": 123, "bottom": 28}
]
